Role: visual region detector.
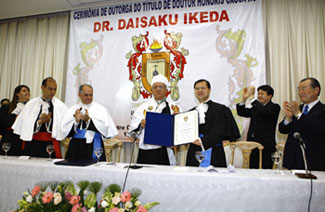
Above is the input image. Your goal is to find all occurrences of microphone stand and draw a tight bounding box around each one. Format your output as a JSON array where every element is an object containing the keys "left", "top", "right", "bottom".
[
  {"left": 121, "top": 131, "right": 143, "bottom": 193},
  {"left": 295, "top": 139, "right": 317, "bottom": 179}
]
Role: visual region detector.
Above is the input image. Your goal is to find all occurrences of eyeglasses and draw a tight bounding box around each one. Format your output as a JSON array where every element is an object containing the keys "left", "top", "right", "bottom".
[
  {"left": 296, "top": 86, "right": 311, "bottom": 92},
  {"left": 152, "top": 85, "right": 166, "bottom": 90}
]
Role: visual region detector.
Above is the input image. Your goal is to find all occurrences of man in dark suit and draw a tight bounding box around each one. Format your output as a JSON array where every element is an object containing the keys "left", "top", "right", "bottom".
[
  {"left": 237, "top": 85, "right": 280, "bottom": 169},
  {"left": 186, "top": 79, "right": 240, "bottom": 167},
  {"left": 279, "top": 77, "right": 325, "bottom": 171}
]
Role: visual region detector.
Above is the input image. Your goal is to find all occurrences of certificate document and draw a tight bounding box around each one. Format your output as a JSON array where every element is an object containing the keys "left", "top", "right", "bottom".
[
  {"left": 174, "top": 110, "right": 199, "bottom": 145},
  {"left": 144, "top": 110, "right": 198, "bottom": 146}
]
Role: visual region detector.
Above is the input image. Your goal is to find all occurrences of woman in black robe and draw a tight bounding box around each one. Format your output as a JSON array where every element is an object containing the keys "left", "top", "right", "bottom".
[{"left": 0, "top": 85, "right": 30, "bottom": 156}]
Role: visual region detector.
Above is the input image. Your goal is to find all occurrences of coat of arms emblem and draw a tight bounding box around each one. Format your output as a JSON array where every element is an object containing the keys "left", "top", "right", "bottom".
[{"left": 126, "top": 30, "right": 189, "bottom": 101}]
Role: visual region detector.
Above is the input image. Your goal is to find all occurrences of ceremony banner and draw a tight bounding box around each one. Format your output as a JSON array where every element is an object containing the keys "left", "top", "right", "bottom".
[{"left": 66, "top": 0, "right": 265, "bottom": 140}]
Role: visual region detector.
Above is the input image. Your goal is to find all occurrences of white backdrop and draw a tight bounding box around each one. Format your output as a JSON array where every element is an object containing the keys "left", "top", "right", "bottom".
[{"left": 66, "top": 0, "right": 265, "bottom": 140}]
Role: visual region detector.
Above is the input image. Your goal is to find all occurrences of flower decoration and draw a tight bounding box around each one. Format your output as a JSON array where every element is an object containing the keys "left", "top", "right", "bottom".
[
  {"left": 31, "top": 185, "right": 41, "bottom": 198},
  {"left": 121, "top": 191, "right": 131, "bottom": 203},
  {"left": 42, "top": 192, "right": 53, "bottom": 204},
  {"left": 15, "top": 181, "right": 159, "bottom": 212}
]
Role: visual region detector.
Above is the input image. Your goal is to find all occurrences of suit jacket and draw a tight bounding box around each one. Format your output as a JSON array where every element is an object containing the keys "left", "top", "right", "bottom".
[
  {"left": 186, "top": 100, "right": 240, "bottom": 167},
  {"left": 279, "top": 101, "right": 325, "bottom": 171},
  {"left": 237, "top": 100, "right": 280, "bottom": 150}
]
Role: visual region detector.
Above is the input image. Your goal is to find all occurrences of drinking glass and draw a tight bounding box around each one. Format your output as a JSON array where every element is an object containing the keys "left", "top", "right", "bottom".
[
  {"left": 272, "top": 151, "right": 282, "bottom": 174},
  {"left": 195, "top": 151, "right": 205, "bottom": 164},
  {"left": 46, "top": 145, "right": 54, "bottom": 161},
  {"left": 2, "top": 143, "right": 11, "bottom": 159},
  {"left": 94, "top": 147, "right": 103, "bottom": 165}
]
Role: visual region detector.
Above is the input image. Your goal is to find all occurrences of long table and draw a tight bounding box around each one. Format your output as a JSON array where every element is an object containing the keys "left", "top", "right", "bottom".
[{"left": 1, "top": 157, "right": 325, "bottom": 212}]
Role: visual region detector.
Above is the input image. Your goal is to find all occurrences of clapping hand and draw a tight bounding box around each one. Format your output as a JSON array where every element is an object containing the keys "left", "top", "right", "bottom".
[
  {"left": 283, "top": 101, "right": 301, "bottom": 122},
  {"left": 82, "top": 109, "right": 90, "bottom": 122},
  {"left": 248, "top": 86, "right": 255, "bottom": 98},
  {"left": 38, "top": 112, "right": 51, "bottom": 125},
  {"left": 242, "top": 86, "right": 255, "bottom": 102},
  {"left": 74, "top": 108, "right": 82, "bottom": 123},
  {"left": 75, "top": 108, "right": 90, "bottom": 122}
]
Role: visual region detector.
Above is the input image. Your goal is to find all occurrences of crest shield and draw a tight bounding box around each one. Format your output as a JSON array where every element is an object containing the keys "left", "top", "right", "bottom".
[
  {"left": 142, "top": 52, "right": 170, "bottom": 93},
  {"left": 126, "top": 30, "right": 189, "bottom": 101}
]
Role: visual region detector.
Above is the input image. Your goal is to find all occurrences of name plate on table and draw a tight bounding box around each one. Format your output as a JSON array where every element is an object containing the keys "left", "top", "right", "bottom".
[{"left": 144, "top": 110, "right": 198, "bottom": 146}]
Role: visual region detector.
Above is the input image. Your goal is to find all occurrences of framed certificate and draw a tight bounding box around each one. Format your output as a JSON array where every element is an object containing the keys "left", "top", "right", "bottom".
[{"left": 144, "top": 110, "right": 199, "bottom": 146}]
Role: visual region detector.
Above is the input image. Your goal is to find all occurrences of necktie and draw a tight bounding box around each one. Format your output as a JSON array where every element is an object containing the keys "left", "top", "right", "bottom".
[{"left": 303, "top": 105, "right": 309, "bottom": 115}]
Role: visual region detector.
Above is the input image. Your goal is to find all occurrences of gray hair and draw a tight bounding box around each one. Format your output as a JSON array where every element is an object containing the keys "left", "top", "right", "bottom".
[{"left": 79, "top": 84, "right": 93, "bottom": 93}]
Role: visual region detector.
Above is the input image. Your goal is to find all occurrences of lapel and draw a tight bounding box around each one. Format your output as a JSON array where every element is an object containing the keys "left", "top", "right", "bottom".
[{"left": 306, "top": 101, "right": 325, "bottom": 117}]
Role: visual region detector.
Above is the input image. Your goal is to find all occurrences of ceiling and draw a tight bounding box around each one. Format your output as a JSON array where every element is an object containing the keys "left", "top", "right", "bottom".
[{"left": 0, "top": 0, "right": 130, "bottom": 20}]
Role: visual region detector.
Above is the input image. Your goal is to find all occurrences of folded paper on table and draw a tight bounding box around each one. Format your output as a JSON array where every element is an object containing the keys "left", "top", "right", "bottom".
[
  {"left": 144, "top": 110, "right": 198, "bottom": 146},
  {"left": 54, "top": 159, "right": 97, "bottom": 166}
]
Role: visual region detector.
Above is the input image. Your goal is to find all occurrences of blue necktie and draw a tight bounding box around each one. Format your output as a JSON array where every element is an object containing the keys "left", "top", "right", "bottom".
[{"left": 303, "top": 105, "right": 309, "bottom": 115}]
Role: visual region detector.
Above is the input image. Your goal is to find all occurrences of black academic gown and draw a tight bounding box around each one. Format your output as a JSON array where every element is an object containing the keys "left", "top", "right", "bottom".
[
  {"left": 0, "top": 105, "right": 23, "bottom": 156},
  {"left": 236, "top": 100, "right": 280, "bottom": 169},
  {"left": 278, "top": 101, "right": 325, "bottom": 171},
  {"left": 65, "top": 120, "right": 106, "bottom": 161},
  {"left": 136, "top": 102, "right": 171, "bottom": 166},
  {"left": 186, "top": 100, "right": 240, "bottom": 167}
]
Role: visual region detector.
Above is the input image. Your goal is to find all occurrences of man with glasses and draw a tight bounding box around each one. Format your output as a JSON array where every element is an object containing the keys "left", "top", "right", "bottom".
[
  {"left": 58, "top": 84, "right": 118, "bottom": 161},
  {"left": 279, "top": 77, "right": 325, "bottom": 171},
  {"left": 129, "top": 75, "right": 180, "bottom": 165},
  {"left": 186, "top": 79, "right": 240, "bottom": 167}
]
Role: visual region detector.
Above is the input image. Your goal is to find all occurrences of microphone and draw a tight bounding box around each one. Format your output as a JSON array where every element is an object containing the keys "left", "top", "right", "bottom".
[
  {"left": 122, "top": 128, "right": 143, "bottom": 193},
  {"left": 127, "top": 131, "right": 138, "bottom": 139},
  {"left": 293, "top": 132, "right": 317, "bottom": 179},
  {"left": 293, "top": 132, "right": 304, "bottom": 144},
  {"left": 127, "top": 126, "right": 142, "bottom": 139},
  {"left": 293, "top": 132, "right": 307, "bottom": 150}
]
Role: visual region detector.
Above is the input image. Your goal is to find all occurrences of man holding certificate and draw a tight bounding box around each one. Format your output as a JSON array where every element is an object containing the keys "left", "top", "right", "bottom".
[
  {"left": 129, "top": 75, "right": 180, "bottom": 165},
  {"left": 186, "top": 79, "right": 240, "bottom": 167}
]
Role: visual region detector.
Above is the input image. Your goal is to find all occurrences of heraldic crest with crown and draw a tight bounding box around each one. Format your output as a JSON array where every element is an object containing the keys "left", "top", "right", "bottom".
[{"left": 126, "top": 30, "right": 189, "bottom": 101}]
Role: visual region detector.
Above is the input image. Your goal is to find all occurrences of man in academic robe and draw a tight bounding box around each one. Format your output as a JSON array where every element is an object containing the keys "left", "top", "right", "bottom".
[
  {"left": 186, "top": 79, "right": 240, "bottom": 167},
  {"left": 236, "top": 85, "right": 280, "bottom": 169},
  {"left": 58, "top": 84, "right": 118, "bottom": 161},
  {"left": 12, "top": 77, "right": 67, "bottom": 158},
  {"left": 129, "top": 75, "right": 180, "bottom": 166},
  {"left": 279, "top": 77, "right": 325, "bottom": 171}
]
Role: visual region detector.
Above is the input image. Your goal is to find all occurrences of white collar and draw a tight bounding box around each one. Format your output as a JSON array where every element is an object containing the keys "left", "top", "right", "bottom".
[
  {"left": 155, "top": 98, "right": 166, "bottom": 105},
  {"left": 80, "top": 102, "right": 93, "bottom": 109},
  {"left": 304, "top": 99, "right": 319, "bottom": 111}
]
